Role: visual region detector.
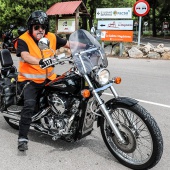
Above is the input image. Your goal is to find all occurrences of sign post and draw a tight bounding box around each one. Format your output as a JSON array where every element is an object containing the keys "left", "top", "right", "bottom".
[
  {"left": 134, "top": 21, "right": 138, "bottom": 35},
  {"left": 133, "top": 0, "right": 150, "bottom": 46}
]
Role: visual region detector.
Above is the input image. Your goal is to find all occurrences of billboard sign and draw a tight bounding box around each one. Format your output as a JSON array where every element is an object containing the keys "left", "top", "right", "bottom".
[
  {"left": 96, "top": 8, "right": 132, "bottom": 19},
  {"left": 97, "top": 20, "right": 133, "bottom": 30},
  {"left": 101, "top": 30, "right": 133, "bottom": 42},
  {"left": 58, "top": 18, "right": 75, "bottom": 33}
]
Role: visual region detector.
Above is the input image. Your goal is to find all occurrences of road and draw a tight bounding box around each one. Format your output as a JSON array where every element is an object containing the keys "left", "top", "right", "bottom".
[
  {"left": 134, "top": 36, "right": 170, "bottom": 47},
  {"left": 0, "top": 55, "right": 170, "bottom": 170}
]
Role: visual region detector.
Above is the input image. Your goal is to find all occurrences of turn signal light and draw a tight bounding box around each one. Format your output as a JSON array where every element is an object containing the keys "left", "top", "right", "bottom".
[
  {"left": 81, "top": 89, "right": 90, "bottom": 98},
  {"left": 113, "top": 77, "right": 121, "bottom": 84}
]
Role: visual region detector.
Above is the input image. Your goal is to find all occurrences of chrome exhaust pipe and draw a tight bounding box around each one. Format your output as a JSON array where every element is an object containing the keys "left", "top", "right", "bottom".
[
  {"left": 8, "top": 119, "right": 19, "bottom": 126},
  {"left": 3, "top": 111, "right": 20, "bottom": 120}
]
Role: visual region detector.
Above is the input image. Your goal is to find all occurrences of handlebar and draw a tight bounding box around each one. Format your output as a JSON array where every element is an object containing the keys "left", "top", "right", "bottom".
[{"left": 41, "top": 53, "right": 73, "bottom": 69}]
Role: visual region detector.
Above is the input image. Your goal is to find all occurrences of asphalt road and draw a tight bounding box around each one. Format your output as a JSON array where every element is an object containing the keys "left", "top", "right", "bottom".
[
  {"left": 134, "top": 36, "right": 170, "bottom": 47},
  {"left": 0, "top": 55, "right": 170, "bottom": 170}
]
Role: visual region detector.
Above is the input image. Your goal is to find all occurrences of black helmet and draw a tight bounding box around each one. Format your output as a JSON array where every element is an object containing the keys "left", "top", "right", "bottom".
[{"left": 27, "top": 10, "right": 49, "bottom": 34}]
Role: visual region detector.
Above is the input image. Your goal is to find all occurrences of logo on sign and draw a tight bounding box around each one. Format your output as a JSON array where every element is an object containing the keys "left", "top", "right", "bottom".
[{"left": 113, "top": 10, "right": 131, "bottom": 16}]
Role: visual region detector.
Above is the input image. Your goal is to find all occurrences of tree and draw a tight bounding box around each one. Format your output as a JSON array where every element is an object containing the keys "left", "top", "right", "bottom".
[
  {"left": 0, "top": 0, "right": 58, "bottom": 32},
  {"left": 0, "top": 0, "right": 170, "bottom": 38}
]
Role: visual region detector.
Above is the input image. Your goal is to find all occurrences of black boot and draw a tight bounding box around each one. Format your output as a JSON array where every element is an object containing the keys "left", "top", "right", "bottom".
[{"left": 18, "top": 140, "right": 28, "bottom": 151}]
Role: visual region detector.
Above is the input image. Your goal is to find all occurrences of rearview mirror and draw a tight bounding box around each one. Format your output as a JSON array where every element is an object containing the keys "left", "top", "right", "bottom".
[{"left": 38, "top": 38, "right": 50, "bottom": 50}]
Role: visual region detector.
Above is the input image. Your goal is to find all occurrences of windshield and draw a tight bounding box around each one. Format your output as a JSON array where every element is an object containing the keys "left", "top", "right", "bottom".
[{"left": 69, "top": 29, "right": 108, "bottom": 75}]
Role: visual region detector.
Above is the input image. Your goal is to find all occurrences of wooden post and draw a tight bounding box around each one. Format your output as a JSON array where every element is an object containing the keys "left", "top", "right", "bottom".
[
  {"left": 75, "top": 7, "right": 80, "bottom": 30},
  {"left": 56, "top": 15, "right": 58, "bottom": 34}
]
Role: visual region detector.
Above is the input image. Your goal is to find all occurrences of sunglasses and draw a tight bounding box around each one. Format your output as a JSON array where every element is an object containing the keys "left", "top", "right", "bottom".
[{"left": 33, "top": 25, "right": 46, "bottom": 30}]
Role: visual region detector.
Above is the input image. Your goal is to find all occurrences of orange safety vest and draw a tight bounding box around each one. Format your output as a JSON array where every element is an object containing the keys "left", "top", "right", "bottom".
[{"left": 18, "top": 31, "right": 57, "bottom": 83}]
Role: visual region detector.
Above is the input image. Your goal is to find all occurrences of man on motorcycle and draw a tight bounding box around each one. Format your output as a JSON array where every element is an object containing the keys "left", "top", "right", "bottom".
[{"left": 16, "top": 10, "right": 70, "bottom": 151}]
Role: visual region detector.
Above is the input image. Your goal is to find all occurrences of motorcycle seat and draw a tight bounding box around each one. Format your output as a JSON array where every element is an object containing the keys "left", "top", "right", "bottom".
[
  {"left": 0, "top": 49, "right": 13, "bottom": 67},
  {"left": 0, "top": 49, "right": 17, "bottom": 78}
]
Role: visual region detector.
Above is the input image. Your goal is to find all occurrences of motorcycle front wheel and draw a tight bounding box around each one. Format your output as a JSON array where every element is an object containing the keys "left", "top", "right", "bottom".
[{"left": 100, "top": 103, "right": 163, "bottom": 170}]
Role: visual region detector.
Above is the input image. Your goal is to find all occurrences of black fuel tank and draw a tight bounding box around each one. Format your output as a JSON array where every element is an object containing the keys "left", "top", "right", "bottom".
[{"left": 46, "top": 73, "right": 81, "bottom": 94}]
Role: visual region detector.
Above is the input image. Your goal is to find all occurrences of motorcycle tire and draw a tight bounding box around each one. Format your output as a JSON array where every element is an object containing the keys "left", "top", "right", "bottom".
[
  {"left": 100, "top": 103, "right": 163, "bottom": 170},
  {"left": 4, "top": 117, "right": 19, "bottom": 130}
]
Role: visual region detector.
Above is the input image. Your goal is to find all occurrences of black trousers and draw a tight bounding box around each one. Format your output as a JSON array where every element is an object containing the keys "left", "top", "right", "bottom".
[{"left": 18, "top": 80, "right": 46, "bottom": 140}]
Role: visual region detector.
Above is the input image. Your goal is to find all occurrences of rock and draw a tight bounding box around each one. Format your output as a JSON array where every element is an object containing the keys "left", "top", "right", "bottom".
[
  {"left": 104, "top": 45, "right": 112, "bottom": 55},
  {"left": 143, "top": 44, "right": 152, "bottom": 53},
  {"left": 122, "top": 52, "right": 129, "bottom": 58},
  {"left": 157, "top": 43, "right": 164, "bottom": 48},
  {"left": 147, "top": 52, "right": 161, "bottom": 59},
  {"left": 128, "top": 47, "right": 143, "bottom": 58},
  {"left": 153, "top": 48, "right": 164, "bottom": 54},
  {"left": 161, "top": 52, "right": 170, "bottom": 59},
  {"left": 111, "top": 50, "right": 116, "bottom": 55},
  {"left": 163, "top": 47, "right": 170, "bottom": 52},
  {"left": 146, "top": 42, "right": 155, "bottom": 51}
]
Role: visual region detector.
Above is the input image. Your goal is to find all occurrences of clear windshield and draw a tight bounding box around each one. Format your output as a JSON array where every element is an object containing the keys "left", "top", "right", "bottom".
[{"left": 69, "top": 29, "right": 108, "bottom": 75}]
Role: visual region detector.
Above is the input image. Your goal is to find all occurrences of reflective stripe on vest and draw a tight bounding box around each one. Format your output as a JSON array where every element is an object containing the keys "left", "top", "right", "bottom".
[{"left": 19, "top": 69, "right": 54, "bottom": 79}]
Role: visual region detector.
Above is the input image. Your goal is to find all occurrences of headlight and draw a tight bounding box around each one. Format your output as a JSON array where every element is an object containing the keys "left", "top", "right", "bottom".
[{"left": 95, "top": 68, "right": 110, "bottom": 85}]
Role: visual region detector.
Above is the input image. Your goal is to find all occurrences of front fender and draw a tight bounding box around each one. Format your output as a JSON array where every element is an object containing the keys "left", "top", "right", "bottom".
[
  {"left": 97, "top": 97, "right": 138, "bottom": 127},
  {"left": 106, "top": 97, "right": 138, "bottom": 107}
]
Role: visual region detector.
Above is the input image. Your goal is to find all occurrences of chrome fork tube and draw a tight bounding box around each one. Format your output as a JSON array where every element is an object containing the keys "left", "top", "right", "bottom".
[
  {"left": 84, "top": 75, "right": 125, "bottom": 144},
  {"left": 110, "top": 85, "right": 119, "bottom": 98}
]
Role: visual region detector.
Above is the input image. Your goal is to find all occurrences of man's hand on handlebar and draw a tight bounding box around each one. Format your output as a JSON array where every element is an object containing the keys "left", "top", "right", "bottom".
[{"left": 39, "top": 57, "right": 56, "bottom": 69}]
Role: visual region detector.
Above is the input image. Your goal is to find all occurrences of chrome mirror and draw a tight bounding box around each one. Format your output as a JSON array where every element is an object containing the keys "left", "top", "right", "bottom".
[{"left": 38, "top": 38, "right": 50, "bottom": 50}]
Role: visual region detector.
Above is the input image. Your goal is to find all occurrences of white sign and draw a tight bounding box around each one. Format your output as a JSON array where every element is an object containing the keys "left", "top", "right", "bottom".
[
  {"left": 144, "top": 22, "right": 148, "bottom": 26},
  {"left": 91, "top": 26, "right": 96, "bottom": 33},
  {"left": 96, "top": 8, "right": 132, "bottom": 19},
  {"left": 134, "top": 1, "right": 150, "bottom": 17},
  {"left": 97, "top": 20, "right": 133, "bottom": 30},
  {"left": 58, "top": 18, "right": 75, "bottom": 32},
  {"left": 134, "top": 21, "right": 138, "bottom": 26}
]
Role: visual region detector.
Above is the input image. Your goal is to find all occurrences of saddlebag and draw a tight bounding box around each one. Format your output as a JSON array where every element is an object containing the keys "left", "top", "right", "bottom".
[{"left": 0, "top": 77, "right": 16, "bottom": 110}]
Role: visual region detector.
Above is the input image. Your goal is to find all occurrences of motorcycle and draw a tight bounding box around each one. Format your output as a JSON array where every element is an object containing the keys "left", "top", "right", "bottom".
[
  {"left": 0, "top": 29, "right": 163, "bottom": 169},
  {"left": 2, "top": 25, "right": 27, "bottom": 52}
]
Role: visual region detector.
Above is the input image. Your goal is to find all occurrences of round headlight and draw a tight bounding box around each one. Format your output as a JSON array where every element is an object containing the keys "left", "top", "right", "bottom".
[{"left": 96, "top": 68, "right": 110, "bottom": 85}]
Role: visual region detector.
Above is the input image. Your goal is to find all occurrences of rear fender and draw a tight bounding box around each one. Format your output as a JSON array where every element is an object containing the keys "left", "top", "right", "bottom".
[{"left": 97, "top": 97, "right": 138, "bottom": 127}]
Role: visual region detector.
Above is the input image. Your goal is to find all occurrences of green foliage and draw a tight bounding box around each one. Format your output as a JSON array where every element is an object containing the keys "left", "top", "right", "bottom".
[
  {"left": 0, "top": 0, "right": 60, "bottom": 33},
  {"left": 0, "top": 0, "right": 170, "bottom": 38}
]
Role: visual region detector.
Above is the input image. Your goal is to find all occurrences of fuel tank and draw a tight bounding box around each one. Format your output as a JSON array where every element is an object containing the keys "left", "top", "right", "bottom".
[{"left": 45, "top": 73, "right": 81, "bottom": 94}]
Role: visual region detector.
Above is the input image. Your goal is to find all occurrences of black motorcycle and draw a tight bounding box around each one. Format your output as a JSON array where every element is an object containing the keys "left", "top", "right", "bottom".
[
  {"left": 2, "top": 25, "right": 27, "bottom": 52},
  {"left": 0, "top": 29, "right": 163, "bottom": 169}
]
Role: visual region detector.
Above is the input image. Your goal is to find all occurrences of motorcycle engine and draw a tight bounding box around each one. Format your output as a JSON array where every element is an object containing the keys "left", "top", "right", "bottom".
[
  {"left": 40, "top": 93, "right": 80, "bottom": 138},
  {"left": 48, "top": 93, "right": 73, "bottom": 115}
]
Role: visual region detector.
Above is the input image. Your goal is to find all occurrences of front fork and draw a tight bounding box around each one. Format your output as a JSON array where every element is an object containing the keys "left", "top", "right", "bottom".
[{"left": 84, "top": 75, "right": 126, "bottom": 144}]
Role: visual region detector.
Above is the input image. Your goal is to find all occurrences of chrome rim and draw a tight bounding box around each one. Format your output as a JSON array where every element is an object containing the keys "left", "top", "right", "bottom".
[{"left": 104, "top": 107, "right": 153, "bottom": 165}]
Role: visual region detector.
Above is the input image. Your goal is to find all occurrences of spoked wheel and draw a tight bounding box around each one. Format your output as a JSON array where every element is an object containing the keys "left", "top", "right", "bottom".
[{"left": 100, "top": 103, "right": 163, "bottom": 170}]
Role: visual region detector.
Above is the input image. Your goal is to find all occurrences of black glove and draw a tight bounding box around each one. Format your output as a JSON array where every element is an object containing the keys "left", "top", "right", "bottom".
[
  {"left": 85, "top": 44, "right": 94, "bottom": 49},
  {"left": 39, "top": 58, "right": 53, "bottom": 69}
]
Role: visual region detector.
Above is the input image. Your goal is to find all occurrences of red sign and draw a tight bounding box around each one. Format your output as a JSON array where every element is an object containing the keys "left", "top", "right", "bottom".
[
  {"left": 133, "top": 0, "right": 150, "bottom": 17},
  {"left": 101, "top": 31, "right": 133, "bottom": 42}
]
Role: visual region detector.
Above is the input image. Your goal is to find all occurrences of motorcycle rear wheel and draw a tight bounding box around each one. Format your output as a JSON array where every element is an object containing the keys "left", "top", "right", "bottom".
[{"left": 100, "top": 103, "right": 163, "bottom": 170}]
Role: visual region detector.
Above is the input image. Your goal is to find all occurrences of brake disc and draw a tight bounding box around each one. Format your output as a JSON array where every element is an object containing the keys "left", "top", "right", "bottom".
[{"left": 111, "top": 124, "right": 137, "bottom": 153}]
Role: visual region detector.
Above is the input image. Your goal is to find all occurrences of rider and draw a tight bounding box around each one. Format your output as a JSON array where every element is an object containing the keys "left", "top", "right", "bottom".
[{"left": 16, "top": 10, "right": 70, "bottom": 151}]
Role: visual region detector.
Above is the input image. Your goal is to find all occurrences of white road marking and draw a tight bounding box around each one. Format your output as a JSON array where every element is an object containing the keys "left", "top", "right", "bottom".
[{"left": 103, "top": 92, "right": 170, "bottom": 108}]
